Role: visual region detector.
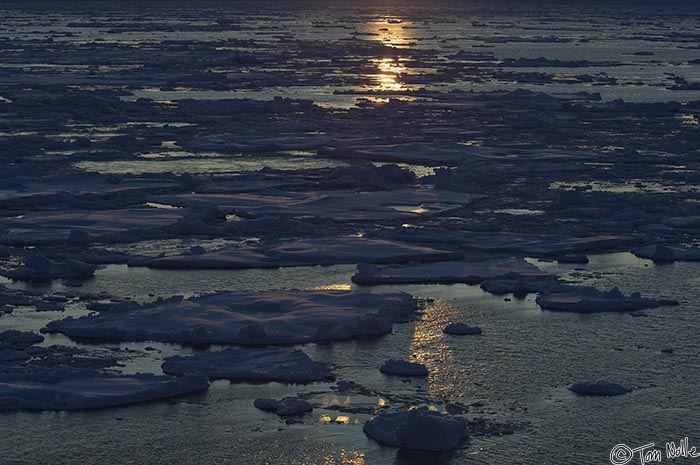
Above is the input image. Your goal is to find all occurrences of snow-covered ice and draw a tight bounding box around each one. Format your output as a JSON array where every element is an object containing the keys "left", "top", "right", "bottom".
[
  {"left": 443, "top": 323, "right": 482, "bottom": 335},
  {"left": 363, "top": 407, "right": 468, "bottom": 451},
  {"left": 162, "top": 347, "right": 332, "bottom": 382},
  {"left": 150, "top": 188, "right": 481, "bottom": 222},
  {"left": 374, "top": 228, "right": 635, "bottom": 257},
  {"left": 536, "top": 286, "right": 678, "bottom": 313},
  {"left": 144, "top": 237, "right": 461, "bottom": 269},
  {"left": 480, "top": 274, "right": 559, "bottom": 295},
  {"left": 380, "top": 360, "right": 429, "bottom": 377},
  {"left": 0, "top": 369, "right": 209, "bottom": 410},
  {"left": 253, "top": 397, "right": 313, "bottom": 416},
  {"left": 568, "top": 382, "right": 631, "bottom": 397},
  {"left": 352, "top": 257, "right": 549, "bottom": 285},
  {"left": 632, "top": 245, "right": 700, "bottom": 262},
  {"left": 1, "top": 255, "right": 96, "bottom": 280},
  {"left": 45, "top": 291, "right": 418, "bottom": 344}
]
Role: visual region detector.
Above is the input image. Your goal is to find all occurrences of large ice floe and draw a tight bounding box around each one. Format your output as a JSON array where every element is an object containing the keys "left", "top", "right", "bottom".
[
  {"left": 374, "top": 228, "right": 635, "bottom": 257},
  {"left": 162, "top": 347, "right": 332, "bottom": 382},
  {"left": 536, "top": 286, "right": 678, "bottom": 313},
  {"left": 0, "top": 369, "right": 209, "bottom": 410},
  {"left": 0, "top": 208, "right": 185, "bottom": 245},
  {"left": 144, "top": 237, "right": 462, "bottom": 269},
  {"left": 144, "top": 246, "right": 279, "bottom": 270},
  {"left": 45, "top": 291, "right": 418, "bottom": 344},
  {"left": 352, "top": 257, "right": 549, "bottom": 285},
  {"left": 149, "top": 188, "right": 482, "bottom": 222},
  {"left": 363, "top": 408, "right": 468, "bottom": 451}
]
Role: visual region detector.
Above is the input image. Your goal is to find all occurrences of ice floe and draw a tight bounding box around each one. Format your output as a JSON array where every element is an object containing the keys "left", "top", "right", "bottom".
[
  {"left": 443, "top": 323, "right": 482, "bottom": 335},
  {"left": 254, "top": 397, "right": 313, "bottom": 416},
  {"left": 374, "top": 228, "right": 635, "bottom": 257},
  {"left": 557, "top": 254, "right": 589, "bottom": 264},
  {"left": 632, "top": 245, "right": 700, "bottom": 262},
  {"left": 265, "top": 237, "right": 462, "bottom": 267},
  {"left": 352, "top": 257, "right": 549, "bottom": 285},
  {"left": 150, "top": 188, "right": 481, "bottom": 222},
  {"left": 380, "top": 360, "right": 429, "bottom": 377},
  {"left": 45, "top": 291, "right": 418, "bottom": 345},
  {"left": 480, "top": 274, "right": 559, "bottom": 296},
  {"left": 145, "top": 247, "right": 278, "bottom": 270},
  {"left": 568, "top": 382, "right": 631, "bottom": 396},
  {"left": 162, "top": 347, "right": 332, "bottom": 382},
  {"left": 0, "top": 208, "right": 185, "bottom": 245},
  {"left": 0, "top": 369, "right": 209, "bottom": 410},
  {"left": 536, "top": 286, "right": 678, "bottom": 313},
  {"left": 1, "top": 255, "right": 96, "bottom": 280},
  {"left": 143, "top": 237, "right": 461, "bottom": 269},
  {"left": 363, "top": 407, "right": 468, "bottom": 451}
]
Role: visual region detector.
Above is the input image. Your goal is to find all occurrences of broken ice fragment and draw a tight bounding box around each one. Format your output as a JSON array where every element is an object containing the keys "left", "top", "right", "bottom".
[
  {"left": 363, "top": 407, "right": 468, "bottom": 451},
  {"left": 380, "top": 360, "right": 429, "bottom": 377}
]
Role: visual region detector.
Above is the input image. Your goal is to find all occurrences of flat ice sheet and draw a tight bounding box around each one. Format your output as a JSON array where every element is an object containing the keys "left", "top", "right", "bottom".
[
  {"left": 45, "top": 290, "right": 418, "bottom": 345},
  {"left": 352, "top": 257, "right": 549, "bottom": 285},
  {"left": 162, "top": 347, "right": 332, "bottom": 382},
  {"left": 0, "top": 369, "right": 209, "bottom": 410},
  {"left": 0, "top": 208, "right": 184, "bottom": 245},
  {"left": 144, "top": 237, "right": 462, "bottom": 269},
  {"left": 375, "top": 228, "right": 635, "bottom": 256},
  {"left": 149, "top": 188, "right": 482, "bottom": 222}
]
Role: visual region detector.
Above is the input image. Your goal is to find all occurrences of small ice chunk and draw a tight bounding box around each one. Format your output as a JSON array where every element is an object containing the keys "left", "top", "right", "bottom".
[
  {"left": 568, "top": 382, "right": 631, "bottom": 397},
  {"left": 557, "top": 254, "right": 589, "bottom": 264},
  {"left": 277, "top": 400, "right": 313, "bottom": 416},
  {"left": 443, "top": 323, "right": 482, "bottom": 335},
  {"left": 380, "top": 360, "right": 428, "bottom": 377},
  {"left": 162, "top": 347, "right": 332, "bottom": 382},
  {"left": 253, "top": 398, "right": 283, "bottom": 412},
  {"left": 363, "top": 407, "right": 468, "bottom": 451}
]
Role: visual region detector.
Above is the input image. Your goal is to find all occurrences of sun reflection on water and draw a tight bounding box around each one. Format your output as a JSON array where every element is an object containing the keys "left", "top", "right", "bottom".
[
  {"left": 363, "top": 16, "right": 413, "bottom": 92},
  {"left": 371, "top": 57, "right": 407, "bottom": 91},
  {"left": 410, "top": 299, "right": 464, "bottom": 398}
]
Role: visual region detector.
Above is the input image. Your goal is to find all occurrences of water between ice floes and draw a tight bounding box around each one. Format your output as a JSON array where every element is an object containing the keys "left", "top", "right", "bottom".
[{"left": 1, "top": 252, "right": 698, "bottom": 464}]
